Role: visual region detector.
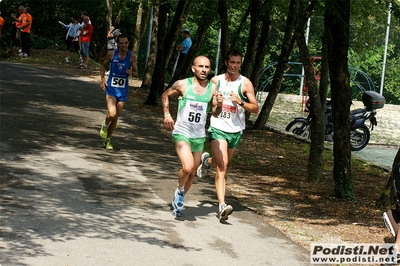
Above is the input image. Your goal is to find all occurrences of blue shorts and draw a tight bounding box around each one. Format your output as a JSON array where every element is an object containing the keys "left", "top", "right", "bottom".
[
  {"left": 106, "top": 86, "right": 128, "bottom": 102},
  {"left": 80, "top": 42, "right": 90, "bottom": 57}
]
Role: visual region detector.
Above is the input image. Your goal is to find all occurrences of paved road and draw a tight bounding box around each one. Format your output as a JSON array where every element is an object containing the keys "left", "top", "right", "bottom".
[
  {"left": 352, "top": 146, "right": 398, "bottom": 171},
  {"left": 0, "top": 62, "right": 310, "bottom": 265}
]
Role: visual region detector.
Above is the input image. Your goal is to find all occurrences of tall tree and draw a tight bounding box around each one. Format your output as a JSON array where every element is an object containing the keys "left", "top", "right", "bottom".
[
  {"left": 168, "top": 2, "right": 218, "bottom": 87},
  {"left": 294, "top": 0, "right": 325, "bottom": 182},
  {"left": 105, "top": 0, "right": 113, "bottom": 28},
  {"left": 145, "top": 0, "right": 192, "bottom": 103},
  {"left": 143, "top": 1, "right": 161, "bottom": 100},
  {"left": 231, "top": 5, "right": 251, "bottom": 51},
  {"left": 145, "top": 0, "right": 170, "bottom": 105},
  {"left": 132, "top": 0, "right": 151, "bottom": 57},
  {"left": 253, "top": 0, "right": 296, "bottom": 129},
  {"left": 218, "top": 0, "right": 229, "bottom": 66},
  {"left": 325, "top": 0, "right": 353, "bottom": 199},
  {"left": 241, "top": 0, "right": 262, "bottom": 78},
  {"left": 249, "top": 0, "right": 272, "bottom": 91}
]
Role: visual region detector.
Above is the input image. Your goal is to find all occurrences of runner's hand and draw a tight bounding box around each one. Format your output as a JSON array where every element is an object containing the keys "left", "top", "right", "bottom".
[{"left": 164, "top": 115, "right": 174, "bottom": 131}]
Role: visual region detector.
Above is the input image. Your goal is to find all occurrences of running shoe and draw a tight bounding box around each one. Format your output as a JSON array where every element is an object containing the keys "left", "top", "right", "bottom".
[
  {"left": 383, "top": 209, "right": 400, "bottom": 237},
  {"left": 103, "top": 138, "right": 113, "bottom": 150},
  {"left": 65, "top": 57, "right": 69, "bottom": 63},
  {"left": 99, "top": 120, "right": 108, "bottom": 138},
  {"left": 172, "top": 209, "right": 183, "bottom": 217},
  {"left": 219, "top": 203, "right": 233, "bottom": 221},
  {"left": 197, "top": 152, "right": 210, "bottom": 178},
  {"left": 172, "top": 189, "right": 185, "bottom": 212}
]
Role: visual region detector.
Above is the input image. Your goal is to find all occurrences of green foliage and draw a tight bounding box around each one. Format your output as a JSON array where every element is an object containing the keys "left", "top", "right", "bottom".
[{"left": 0, "top": 0, "right": 399, "bottom": 105}]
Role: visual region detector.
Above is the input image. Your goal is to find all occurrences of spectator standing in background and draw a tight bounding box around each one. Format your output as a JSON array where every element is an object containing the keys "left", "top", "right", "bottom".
[
  {"left": 11, "top": 7, "right": 32, "bottom": 58},
  {"left": 11, "top": 6, "right": 25, "bottom": 55},
  {"left": 107, "top": 21, "right": 120, "bottom": 51},
  {"left": 79, "top": 16, "right": 92, "bottom": 69},
  {"left": 0, "top": 11, "right": 4, "bottom": 36},
  {"left": 76, "top": 11, "right": 91, "bottom": 65},
  {"left": 59, "top": 15, "right": 80, "bottom": 63},
  {"left": 105, "top": 21, "right": 121, "bottom": 75},
  {"left": 174, "top": 28, "right": 192, "bottom": 76}
]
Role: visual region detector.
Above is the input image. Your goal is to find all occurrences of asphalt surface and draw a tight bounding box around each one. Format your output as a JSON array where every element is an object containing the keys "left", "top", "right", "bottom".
[
  {"left": 0, "top": 62, "right": 311, "bottom": 266},
  {"left": 352, "top": 146, "right": 398, "bottom": 171}
]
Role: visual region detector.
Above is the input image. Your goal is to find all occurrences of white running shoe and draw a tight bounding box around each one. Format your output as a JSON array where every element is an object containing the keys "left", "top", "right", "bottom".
[
  {"left": 172, "top": 189, "right": 184, "bottom": 212},
  {"left": 219, "top": 203, "right": 233, "bottom": 221},
  {"left": 65, "top": 57, "right": 69, "bottom": 63},
  {"left": 197, "top": 152, "right": 210, "bottom": 178},
  {"left": 383, "top": 209, "right": 399, "bottom": 237}
]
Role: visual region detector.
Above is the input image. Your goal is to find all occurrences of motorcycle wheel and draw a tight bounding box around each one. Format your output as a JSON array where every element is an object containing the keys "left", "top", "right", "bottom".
[
  {"left": 350, "top": 124, "right": 370, "bottom": 151},
  {"left": 285, "top": 120, "right": 311, "bottom": 139}
]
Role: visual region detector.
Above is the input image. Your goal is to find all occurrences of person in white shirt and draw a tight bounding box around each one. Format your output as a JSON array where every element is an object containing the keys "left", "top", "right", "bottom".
[
  {"left": 197, "top": 48, "right": 259, "bottom": 221},
  {"left": 59, "top": 14, "right": 80, "bottom": 63}
]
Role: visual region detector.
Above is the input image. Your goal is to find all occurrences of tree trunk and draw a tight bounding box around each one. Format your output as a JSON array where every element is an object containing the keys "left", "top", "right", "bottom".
[
  {"left": 253, "top": 0, "right": 296, "bottom": 130},
  {"left": 132, "top": 0, "right": 151, "bottom": 57},
  {"left": 325, "top": 0, "right": 353, "bottom": 199},
  {"left": 115, "top": 0, "right": 125, "bottom": 24},
  {"left": 168, "top": 4, "right": 217, "bottom": 87},
  {"left": 241, "top": 0, "right": 261, "bottom": 78},
  {"left": 231, "top": 6, "right": 250, "bottom": 51},
  {"left": 141, "top": 4, "right": 160, "bottom": 90},
  {"left": 159, "top": 0, "right": 191, "bottom": 94},
  {"left": 105, "top": 0, "right": 113, "bottom": 29},
  {"left": 218, "top": 0, "right": 229, "bottom": 69},
  {"left": 294, "top": 0, "right": 323, "bottom": 183},
  {"left": 250, "top": 0, "right": 272, "bottom": 91},
  {"left": 145, "top": 2, "right": 168, "bottom": 105},
  {"left": 377, "top": 149, "right": 400, "bottom": 207}
]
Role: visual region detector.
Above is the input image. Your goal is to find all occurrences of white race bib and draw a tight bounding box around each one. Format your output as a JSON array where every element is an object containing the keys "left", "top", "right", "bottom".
[{"left": 111, "top": 77, "right": 126, "bottom": 88}]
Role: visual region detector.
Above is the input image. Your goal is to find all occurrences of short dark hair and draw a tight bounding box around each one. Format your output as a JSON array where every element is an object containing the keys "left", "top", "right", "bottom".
[
  {"left": 72, "top": 14, "right": 79, "bottom": 20},
  {"left": 112, "top": 21, "right": 119, "bottom": 28},
  {"left": 117, "top": 33, "right": 129, "bottom": 43},
  {"left": 82, "top": 11, "right": 89, "bottom": 16},
  {"left": 225, "top": 48, "right": 242, "bottom": 61}
]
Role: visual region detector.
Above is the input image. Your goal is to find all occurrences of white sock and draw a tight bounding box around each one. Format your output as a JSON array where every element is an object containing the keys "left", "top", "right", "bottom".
[{"left": 219, "top": 203, "right": 225, "bottom": 211}]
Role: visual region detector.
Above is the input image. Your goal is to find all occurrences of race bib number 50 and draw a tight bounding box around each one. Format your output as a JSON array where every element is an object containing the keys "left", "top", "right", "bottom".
[{"left": 111, "top": 77, "right": 126, "bottom": 88}]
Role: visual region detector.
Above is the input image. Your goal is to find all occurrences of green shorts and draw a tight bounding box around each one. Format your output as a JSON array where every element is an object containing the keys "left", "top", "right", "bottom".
[
  {"left": 172, "top": 134, "right": 205, "bottom": 152},
  {"left": 208, "top": 127, "right": 242, "bottom": 149}
]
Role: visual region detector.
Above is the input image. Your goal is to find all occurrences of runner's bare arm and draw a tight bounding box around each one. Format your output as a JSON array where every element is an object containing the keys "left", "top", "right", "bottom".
[
  {"left": 128, "top": 53, "right": 138, "bottom": 78},
  {"left": 161, "top": 80, "right": 185, "bottom": 130},
  {"left": 211, "top": 83, "right": 223, "bottom": 118},
  {"left": 242, "top": 78, "right": 259, "bottom": 114},
  {"left": 100, "top": 51, "right": 113, "bottom": 90}
]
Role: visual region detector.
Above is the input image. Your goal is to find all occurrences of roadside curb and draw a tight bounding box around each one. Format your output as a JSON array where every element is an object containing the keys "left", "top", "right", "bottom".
[{"left": 263, "top": 123, "right": 393, "bottom": 173}]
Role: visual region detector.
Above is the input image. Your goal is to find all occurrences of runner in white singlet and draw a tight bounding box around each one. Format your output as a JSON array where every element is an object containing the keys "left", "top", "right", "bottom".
[
  {"left": 197, "top": 48, "right": 259, "bottom": 221},
  {"left": 161, "top": 56, "right": 223, "bottom": 217}
]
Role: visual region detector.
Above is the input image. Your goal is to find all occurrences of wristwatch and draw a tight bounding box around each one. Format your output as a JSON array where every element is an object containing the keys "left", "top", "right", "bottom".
[{"left": 239, "top": 100, "right": 245, "bottom": 106}]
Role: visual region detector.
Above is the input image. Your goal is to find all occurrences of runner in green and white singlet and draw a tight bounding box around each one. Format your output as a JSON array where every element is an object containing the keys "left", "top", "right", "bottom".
[{"left": 161, "top": 56, "right": 224, "bottom": 217}]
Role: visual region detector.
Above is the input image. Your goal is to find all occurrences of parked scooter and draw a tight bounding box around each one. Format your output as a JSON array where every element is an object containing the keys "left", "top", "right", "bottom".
[{"left": 285, "top": 91, "right": 385, "bottom": 151}]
